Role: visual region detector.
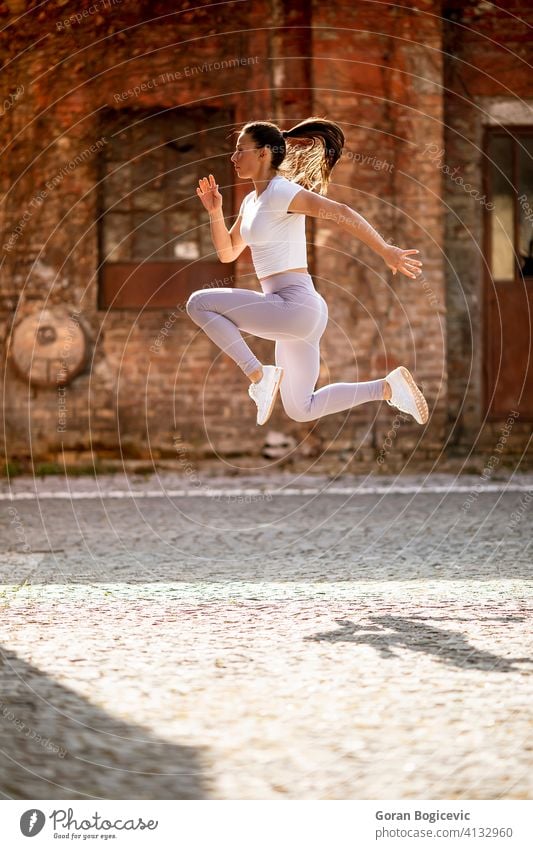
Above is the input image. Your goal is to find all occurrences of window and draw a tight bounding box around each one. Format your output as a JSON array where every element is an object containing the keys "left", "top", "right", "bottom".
[
  {"left": 486, "top": 128, "right": 533, "bottom": 282},
  {"left": 483, "top": 126, "right": 533, "bottom": 419},
  {"left": 97, "top": 106, "right": 235, "bottom": 309}
]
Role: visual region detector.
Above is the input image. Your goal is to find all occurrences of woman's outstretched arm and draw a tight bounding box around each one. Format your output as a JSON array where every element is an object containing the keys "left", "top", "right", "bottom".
[{"left": 287, "top": 187, "right": 422, "bottom": 280}]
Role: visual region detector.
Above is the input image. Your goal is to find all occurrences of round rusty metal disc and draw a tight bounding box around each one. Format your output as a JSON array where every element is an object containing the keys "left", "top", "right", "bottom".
[{"left": 11, "top": 307, "right": 87, "bottom": 387}]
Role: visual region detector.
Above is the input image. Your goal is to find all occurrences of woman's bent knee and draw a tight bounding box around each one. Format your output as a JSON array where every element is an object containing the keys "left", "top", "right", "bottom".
[
  {"left": 282, "top": 403, "right": 315, "bottom": 423},
  {"left": 186, "top": 290, "right": 206, "bottom": 320}
]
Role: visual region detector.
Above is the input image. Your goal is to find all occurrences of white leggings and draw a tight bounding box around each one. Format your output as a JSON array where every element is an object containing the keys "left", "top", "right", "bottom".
[{"left": 186, "top": 270, "right": 385, "bottom": 423}]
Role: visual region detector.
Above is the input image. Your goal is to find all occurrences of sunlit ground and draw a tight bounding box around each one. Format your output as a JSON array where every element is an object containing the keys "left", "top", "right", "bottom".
[{"left": 1, "top": 473, "right": 531, "bottom": 799}]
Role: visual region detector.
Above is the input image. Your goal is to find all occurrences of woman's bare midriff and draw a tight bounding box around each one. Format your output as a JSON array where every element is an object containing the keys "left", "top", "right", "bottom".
[{"left": 259, "top": 267, "right": 308, "bottom": 281}]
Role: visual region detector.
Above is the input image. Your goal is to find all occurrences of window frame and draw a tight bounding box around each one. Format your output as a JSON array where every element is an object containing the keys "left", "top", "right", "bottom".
[
  {"left": 483, "top": 124, "right": 533, "bottom": 285},
  {"left": 482, "top": 124, "right": 533, "bottom": 421},
  {"left": 96, "top": 106, "right": 236, "bottom": 311}
]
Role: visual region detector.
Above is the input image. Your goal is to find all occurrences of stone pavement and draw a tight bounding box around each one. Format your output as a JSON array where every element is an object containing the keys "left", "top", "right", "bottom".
[{"left": 0, "top": 472, "right": 532, "bottom": 799}]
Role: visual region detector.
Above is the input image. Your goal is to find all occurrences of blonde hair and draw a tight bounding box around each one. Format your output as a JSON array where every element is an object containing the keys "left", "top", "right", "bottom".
[{"left": 241, "top": 116, "right": 345, "bottom": 195}]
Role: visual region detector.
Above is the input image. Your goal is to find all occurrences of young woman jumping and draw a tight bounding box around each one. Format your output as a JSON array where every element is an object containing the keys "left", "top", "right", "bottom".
[{"left": 186, "top": 117, "right": 429, "bottom": 427}]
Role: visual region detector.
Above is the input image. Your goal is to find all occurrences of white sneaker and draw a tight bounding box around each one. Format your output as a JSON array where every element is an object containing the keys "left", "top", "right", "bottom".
[
  {"left": 385, "top": 366, "right": 428, "bottom": 425},
  {"left": 248, "top": 366, "right": 284, "bottom": 426}
]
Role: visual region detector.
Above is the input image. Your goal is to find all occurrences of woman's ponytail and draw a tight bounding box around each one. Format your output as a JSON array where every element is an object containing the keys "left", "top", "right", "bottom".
[
  {"left": 280, "top": 117, "right": 345, "bottom": 194},
  {"left": 241, "top": 116, "right": 344, "bottom": 195}
]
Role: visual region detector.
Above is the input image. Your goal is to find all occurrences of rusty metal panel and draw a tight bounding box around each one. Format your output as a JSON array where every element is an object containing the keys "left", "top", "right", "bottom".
[
  {"left": 485, "top": 281, "right": 533, "bottom": 419},
  {"left": 99, "top": 260, "right": 235, "bottom": 309},
  {"left": 483, "top": 127, "right": 533, "bottom": 420}
]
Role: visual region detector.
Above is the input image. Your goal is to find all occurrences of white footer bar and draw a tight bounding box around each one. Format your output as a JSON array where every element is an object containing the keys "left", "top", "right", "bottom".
[{"left": 4, "top": 799, "right": 531, "bottom": 848}]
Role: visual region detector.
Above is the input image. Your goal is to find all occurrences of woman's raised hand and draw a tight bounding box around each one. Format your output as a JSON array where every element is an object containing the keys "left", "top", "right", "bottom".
[
  {"left": 196, "top": 174, "right": 222, "bottom": 214},
  {"left": 384, "top": 246, "right": 423, "bottom": 280}
]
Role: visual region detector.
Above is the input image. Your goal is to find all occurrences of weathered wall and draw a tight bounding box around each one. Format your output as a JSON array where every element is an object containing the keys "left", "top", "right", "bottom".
[
  {"left": 310, "top": 0, "right": 446, "bottom": 465},
  {"left": 1, "top": 0, "right": 531, "bottom": 472},
  {"left": 443, "top": 0, "right": 533, "bottom": 458},
  {"left": 0, "top": 0, "right": 283, "bottom": 465}
]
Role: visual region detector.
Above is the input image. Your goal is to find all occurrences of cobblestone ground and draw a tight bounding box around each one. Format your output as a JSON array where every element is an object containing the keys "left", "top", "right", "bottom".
[{"left": 0, "top": 472, "right": 532, "bottom": 800}]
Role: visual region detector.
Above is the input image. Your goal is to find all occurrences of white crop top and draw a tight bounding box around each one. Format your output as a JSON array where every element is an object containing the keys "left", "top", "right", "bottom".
[{"left": 239, "top": 175, "right": 307, "bottom": 278}]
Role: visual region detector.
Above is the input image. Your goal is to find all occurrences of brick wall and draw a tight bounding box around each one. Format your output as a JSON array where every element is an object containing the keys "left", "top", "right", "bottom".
[
  {"left": 0, "top": 0, "right": 276, "bottom": 465},
  {"left": 309, "top": 0, "right": 446, "bottom": 464},
  {"left": 443, "top": 0, "right": 533, "bottom": 460},
  {"left": 1, "top": 0, "right": 531, "bottom": 471}
]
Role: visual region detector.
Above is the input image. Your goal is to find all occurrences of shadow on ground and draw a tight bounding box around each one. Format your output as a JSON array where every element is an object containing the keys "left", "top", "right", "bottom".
[
  {"left": 1, "top": 490, "right": 533, "bottom": 583},
  {"left": 306, "top": 616, "right": 533, "bottom": 672},
  {"left": 0, "top": 648, "right": 208, "bottom": 799}
]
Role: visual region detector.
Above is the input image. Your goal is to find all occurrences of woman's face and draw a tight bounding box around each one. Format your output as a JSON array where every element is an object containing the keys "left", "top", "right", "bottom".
[{"left": 230, "top": 132, "right": 262, "bottom": 178}]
